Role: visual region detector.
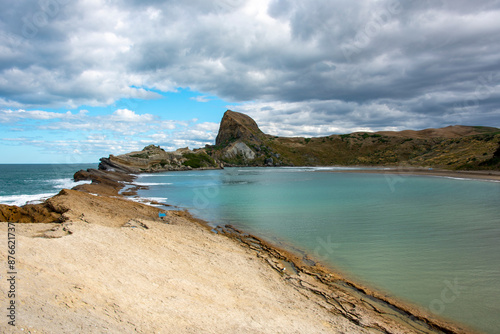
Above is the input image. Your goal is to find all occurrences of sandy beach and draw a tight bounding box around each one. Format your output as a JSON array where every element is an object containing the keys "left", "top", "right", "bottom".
[
  {"left": 0, "top": 170, "right": 478, "bottom": 333},
  {"left": 323, "top": 167, "right": 500, "bottom": 182}
]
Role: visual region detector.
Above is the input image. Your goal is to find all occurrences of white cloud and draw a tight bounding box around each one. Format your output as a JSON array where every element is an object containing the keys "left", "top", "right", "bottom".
[
  {"left": 0, "top": 109, "right": 78, "bottom": 123},
  {"left": 110, "top": 109, "right": 155, "bottom": 122}
]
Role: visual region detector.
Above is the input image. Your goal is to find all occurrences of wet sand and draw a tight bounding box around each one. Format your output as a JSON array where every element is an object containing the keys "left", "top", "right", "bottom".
[
  {"left": 322, "top": 167, "right": 500, "bottom": 182},
  {"left": 0, "top": 169, "right": 481, "bottom": 333}
]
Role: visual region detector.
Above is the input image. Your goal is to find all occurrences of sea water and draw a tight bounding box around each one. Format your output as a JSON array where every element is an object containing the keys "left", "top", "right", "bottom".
[
  {"left": 0, "top": 164, "right": 97, "bottom": 206},
  {"left": 137, "top": 167, "right": 500, "bottom": 334}
]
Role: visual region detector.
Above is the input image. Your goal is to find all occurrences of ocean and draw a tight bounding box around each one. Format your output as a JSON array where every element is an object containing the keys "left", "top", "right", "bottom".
[
  {"left": 136, "top": 167, "right": 500, "bottom": 334},
  {"left": 0, "top": 164, "right": 97, "bottom": 206},
  {"left": 2, "top": 164, "right": 499, "bottom": 333}
]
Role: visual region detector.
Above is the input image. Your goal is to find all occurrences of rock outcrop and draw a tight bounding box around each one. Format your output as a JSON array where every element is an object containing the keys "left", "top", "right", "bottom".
[
  {"left": 215, "top": 110, "right": 265, "bottom": 146},
  {"left": 0, "top": 193, "right": 68, "bottom": 224},
  {"left": 223, "top": 142, "right": 256, "bottom": 160},
  {"left": 209, "top": 110, "right": 285, "bottom": 166},
  {"left": 98, "top": 144, "right": 219, "bottom": 173}
]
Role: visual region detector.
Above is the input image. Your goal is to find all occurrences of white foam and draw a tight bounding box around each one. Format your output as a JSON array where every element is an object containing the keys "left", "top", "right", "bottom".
[
  {"left": 127, "top": 196, "right": 169, "bottom": 205},
  {"left": 309, "top": 166, "right": 381, "bottom": 171},
  {"left": 0, "top": 193, "right": 57, "bottom": 206},
  {"left": 134, "top": 182, "right": 173, "bottom": 186},
  {"left": 50, "top": 178, "right": 92, "bottom": 189},
  {"left": 442, "top": 176, "right": 500, "bottom": 183},
  {"left": 235, "top": 166, "right": 376, "bottom": 172}
]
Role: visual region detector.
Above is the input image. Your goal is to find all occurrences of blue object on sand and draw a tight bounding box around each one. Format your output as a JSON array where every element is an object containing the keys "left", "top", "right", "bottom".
[{"left": 159, "top": 213, "right": 166, "bottom": 218}]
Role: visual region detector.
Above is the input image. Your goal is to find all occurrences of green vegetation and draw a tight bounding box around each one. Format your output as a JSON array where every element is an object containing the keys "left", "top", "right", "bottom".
[
  {"left": 360, "top": 133, "right": 382, "bottom": 139},
  {"left": 129, "top": 153, "right": 150, "bottom": 159},
  {"left": 182, "top": 153, "right": 217, "bottom": 168},
  {"left": 340, "top": 134, "right": 351, "bottom": 140}
]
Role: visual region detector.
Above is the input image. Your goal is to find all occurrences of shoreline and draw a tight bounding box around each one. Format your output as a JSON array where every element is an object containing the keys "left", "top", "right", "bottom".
[
  {"left": 0, "top": 166, "right": 486, "bottom": 333},
  {"left": 216, "top": 225, "right": 477, "bottom": 334},
  {"left": 320, "top": 166, "right": 500, "bottom": 182}
]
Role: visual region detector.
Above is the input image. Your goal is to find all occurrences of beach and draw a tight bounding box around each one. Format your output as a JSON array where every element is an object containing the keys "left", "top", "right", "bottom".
[
  {"left": 322, "top": 167, "right": 500, "bottom": 182},
  {"left": 0, "top": 170, "right": 479, "bottom": 333}
]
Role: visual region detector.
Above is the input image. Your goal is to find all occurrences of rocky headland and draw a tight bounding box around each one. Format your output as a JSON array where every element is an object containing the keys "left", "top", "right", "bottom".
[{"left": 95, "top": 110, "right": 500, "bottom": 172}]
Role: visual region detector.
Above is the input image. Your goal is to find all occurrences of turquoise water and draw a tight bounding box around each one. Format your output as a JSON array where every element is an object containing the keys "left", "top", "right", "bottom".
[
  {"left": 137, "top": 167, "right": 500, "bottom": 333},
  {"left": 0, "top": 164, "right": 97, "bottom": 206}
]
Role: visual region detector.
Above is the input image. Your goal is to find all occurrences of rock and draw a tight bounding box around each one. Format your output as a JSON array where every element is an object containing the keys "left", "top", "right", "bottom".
[
  {"left": 122, "top": 219, "right": 149, "bottom": 229},
  {"left": 73, "top": 169, "right": 140, "bottom": 196},
  {"left": 224, "top": 141, "right": 256, "bottom": 161},
  {"left": 99, "top": 156, "right": 137, "bottom": 173},
  {"left": 175, "top": 147, "right": 192, "bottom": 155},
  {"left": 142, "top": 144, "right": 164, "bottom": 153},
  {"left": 0, "top": 198, "right": 66, "bottom": 224},
  {"left": 98, "top": 145, "right": 220, "bottom": 173},
  {"left": 265, "top": 158, "right": 273, "bottom": 166},
  {"left": 215, "top": 110, "right": 265, "bottom": 146},
  {"left": 40, "top": 223, "right": 73, "bottom": 238}
]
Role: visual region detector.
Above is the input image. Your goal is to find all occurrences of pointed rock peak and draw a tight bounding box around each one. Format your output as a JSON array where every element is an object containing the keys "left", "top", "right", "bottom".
[{"left": 215, "top": 110, "right": 264, "bottom": 146}]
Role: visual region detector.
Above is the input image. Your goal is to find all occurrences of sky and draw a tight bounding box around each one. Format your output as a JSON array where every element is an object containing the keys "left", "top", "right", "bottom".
[{"left": 0, "top": 0, "right": 499, "bottom": 163}]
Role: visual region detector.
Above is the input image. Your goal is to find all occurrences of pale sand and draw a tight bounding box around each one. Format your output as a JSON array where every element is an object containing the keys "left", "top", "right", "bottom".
[
  {"left": 0, "top": 189, "right": 473, "bottom": 333},
  {"left": 323, "top": 167, "right": 500, "bottom": 182}
]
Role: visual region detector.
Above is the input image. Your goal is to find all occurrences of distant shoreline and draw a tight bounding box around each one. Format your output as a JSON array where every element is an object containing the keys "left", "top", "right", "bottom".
[{"left": 321, "top": 167, "right": 500, "bottom": 182}]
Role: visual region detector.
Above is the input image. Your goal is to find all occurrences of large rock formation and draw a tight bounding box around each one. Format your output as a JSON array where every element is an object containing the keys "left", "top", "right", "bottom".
[
  {"left": 98, "top": 144, "right": 219, "bottom": 173},
  {"left": 215, "top": 110, "right": 265, "bottom": 146},
  {"left": 209, "top": 110, "right": 285, "bottom": 166}
]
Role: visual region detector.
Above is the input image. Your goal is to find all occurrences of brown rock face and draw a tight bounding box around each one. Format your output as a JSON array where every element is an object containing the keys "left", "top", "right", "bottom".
[
  {"left": 0, "top": 199, "right": 66, "bottom": 224},
  {"left": 215, "top": 110, "right": 264, "bottom": 146}
]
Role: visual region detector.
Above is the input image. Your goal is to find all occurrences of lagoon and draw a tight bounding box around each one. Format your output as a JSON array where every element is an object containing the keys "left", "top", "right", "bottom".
[{"left": 137, "top": 167, "right": 500, "bottom": 333}]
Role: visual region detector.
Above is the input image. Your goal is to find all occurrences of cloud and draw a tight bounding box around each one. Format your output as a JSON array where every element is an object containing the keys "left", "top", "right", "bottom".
[
  {"left": 0, "top": 109, "right": 84, "bottom": 123},
  {"left": 190, "top": 95, "right": 212, "bottom": 103},
  {"left": 0, "top": 107, "right": 219, "bottom": 159},
  {"left": 110, "top": 109, "right": 155, "bottom": 122},
  {"left": 0, "top": 0, "right": 499, "bottom": 133}
]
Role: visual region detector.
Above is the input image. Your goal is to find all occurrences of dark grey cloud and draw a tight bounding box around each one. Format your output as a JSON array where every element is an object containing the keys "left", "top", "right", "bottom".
[{"left": 1, "top": 0, "right": 499, "bottom": 132}]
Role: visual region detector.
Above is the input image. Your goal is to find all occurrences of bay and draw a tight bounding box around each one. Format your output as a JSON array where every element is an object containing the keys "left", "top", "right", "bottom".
[{"left": 137, "top": 167, "right": 500, "bottom": 334}]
